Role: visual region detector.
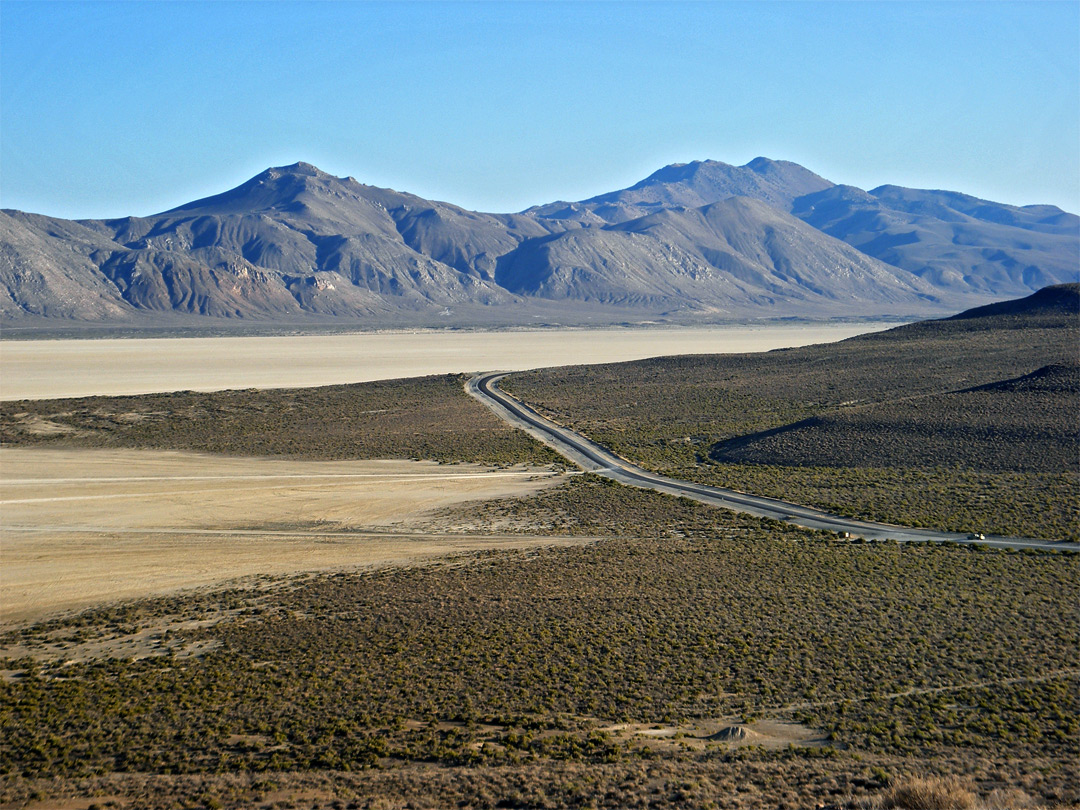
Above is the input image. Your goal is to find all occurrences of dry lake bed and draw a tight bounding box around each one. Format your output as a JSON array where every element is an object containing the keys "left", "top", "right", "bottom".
[
  {"left": 0, "top": 323, "right": 893, "bottom": 400},
  {"left": 0, "top": 447, "right": 573, "bottom": 625}
]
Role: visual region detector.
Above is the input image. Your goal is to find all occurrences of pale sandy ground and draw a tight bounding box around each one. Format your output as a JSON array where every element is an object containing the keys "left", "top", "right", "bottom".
[
  {"left": 600, "top": 719, "right": 825, "bottom": 751},
  {"left": 0, "top": 447, "right": 574, "bottom": 626},
  {"left": 0, "top": 323, "right": 893, "bottom": 400}
]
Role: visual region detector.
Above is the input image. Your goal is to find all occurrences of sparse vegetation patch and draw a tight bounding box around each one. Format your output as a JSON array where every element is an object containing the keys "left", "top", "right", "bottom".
[
  {"left": 2, "top": 478, "right": 1076, "bottom": 807},
  {"left": 0, "top": 374, "right": 560, "bottom": 466},
  {"left": 503, "top": 312, "right": 1079, "bottom": 538}
]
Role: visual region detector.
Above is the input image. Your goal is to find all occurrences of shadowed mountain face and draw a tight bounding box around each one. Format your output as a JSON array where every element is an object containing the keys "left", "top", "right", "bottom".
[{"left": 2, "top": 160, "right": 1076, "bottom": 327}]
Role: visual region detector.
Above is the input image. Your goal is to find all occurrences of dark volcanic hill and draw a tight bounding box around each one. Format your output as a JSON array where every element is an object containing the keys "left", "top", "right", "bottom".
[
  {"left": 2, "top": 159, "right": 1077, "bottom": 329},
  {"left": 710, "top": 376, "right": 1079, "bottom": 474},
  {"left": 947, "top": 281, "right": 1080, "bottom": 321},
  {"left": 710, "top": 290, "right": 1080, "bottom": 475}
]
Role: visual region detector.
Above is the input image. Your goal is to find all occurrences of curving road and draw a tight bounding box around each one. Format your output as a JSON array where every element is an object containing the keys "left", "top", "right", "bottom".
[{"left": 468, "top": 373, "right": 1078, "bottom": 552}]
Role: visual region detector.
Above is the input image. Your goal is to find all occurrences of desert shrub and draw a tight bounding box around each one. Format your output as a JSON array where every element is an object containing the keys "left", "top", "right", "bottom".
[
  {"left": 3, "top": 482, "right": 1075, "bottom": 780},
  {"left": 0, "top": 374, "right": 559, "bottom": 466},
  {"left": 503, "top": 314, "right": 1078, "bottom": 539},
  {"left": 869, "top": 776, "right": 978, "bottom": 810}
]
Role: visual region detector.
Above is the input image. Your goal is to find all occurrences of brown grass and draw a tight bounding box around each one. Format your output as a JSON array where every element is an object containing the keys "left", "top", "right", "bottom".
[
  {"left": 868, "top": 776, "right": 978, "bottom": 810},
  {"left": 865, "top": 777, "right": 1048, "bottom": 810}
]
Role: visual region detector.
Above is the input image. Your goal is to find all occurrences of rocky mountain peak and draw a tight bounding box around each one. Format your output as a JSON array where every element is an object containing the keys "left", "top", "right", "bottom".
[
  {"left": 160, "top": 162, "right": 352, "bottom": 217},
  {"left": 745, "top": 156, "right": 779, "bottom": 173},
  {"left": 260, "top": 161, "right": 329, "bottom": 180},
  {"left": 629, "top": 159, "right": 723, "bottom": 188}
]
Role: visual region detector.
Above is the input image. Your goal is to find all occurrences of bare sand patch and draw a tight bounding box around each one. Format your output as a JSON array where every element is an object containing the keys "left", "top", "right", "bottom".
[
  {"left": 600, "top": 718, "right": 826, "bottom": 752},
  {"left": 0, "top": 324, "right": 893, "bottom": 400},
  {"left": 0, "top": 447, "right": 573, "bottom": 625}
]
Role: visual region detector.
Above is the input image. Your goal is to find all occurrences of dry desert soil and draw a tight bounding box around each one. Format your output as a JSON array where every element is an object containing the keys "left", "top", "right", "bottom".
[
  {"left": 0, "top": 324, "right": 890, "bottom": 400},
  {"left": 0, "top": 447, "right": 573, "bottom": 625}
]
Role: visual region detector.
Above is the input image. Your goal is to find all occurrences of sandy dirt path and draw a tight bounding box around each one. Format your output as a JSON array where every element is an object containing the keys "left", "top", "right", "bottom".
[
  {"left": 0, "top": 324, "right": 892, "bottom": 400},
  {"left": 0, "top": 447, "right": 572, "bottom": 625}
]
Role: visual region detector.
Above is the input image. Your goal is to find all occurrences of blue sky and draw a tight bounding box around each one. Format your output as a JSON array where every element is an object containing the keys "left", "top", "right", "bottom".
[{"left": 2, "top": 1, "right": 1077, "bottom": 219}]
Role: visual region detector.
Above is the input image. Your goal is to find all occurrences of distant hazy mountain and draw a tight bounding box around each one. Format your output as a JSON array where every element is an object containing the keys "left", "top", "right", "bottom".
[
  {"left": 498, "top": 197, "right": 939, "bottom": 314},
  {"left": 2, "top": 164, "right": 550, "bottom": 324},
  {"left": 791, "top": 185, "right": 1079, "bottom": 299},
  {"left": 2, "top": 159, "right": 1076, "bottom": 328},
  {"left": 526, "top": 157, "right": 834, "bottom": 224},
  {"left": 1, "top": 211, "right": 147, "bottom": 322}
]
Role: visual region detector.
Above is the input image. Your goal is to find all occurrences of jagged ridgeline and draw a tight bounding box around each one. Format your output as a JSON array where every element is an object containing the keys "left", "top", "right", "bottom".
[{"left": 2, "top": 159, "right": 1077, "bottom": 326}]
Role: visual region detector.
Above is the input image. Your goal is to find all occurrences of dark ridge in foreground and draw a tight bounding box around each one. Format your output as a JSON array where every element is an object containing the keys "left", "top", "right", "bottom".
[
  {"left": 966, "top": 361, "right": 1080, "bottom": 394},
  {"left": 849, "top": 282, "right": 1078, "bottom": 342},
  {"left": 948, "top": 282, "right": 1080, "bottom": 320},
  {"left": 708, "top": 377, "right": 1079, "bottom": 475}
]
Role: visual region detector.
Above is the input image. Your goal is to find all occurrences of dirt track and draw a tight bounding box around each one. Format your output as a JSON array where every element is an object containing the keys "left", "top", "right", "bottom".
[{"left": 0, "top": 448, "right": 573, "bottom": 625}]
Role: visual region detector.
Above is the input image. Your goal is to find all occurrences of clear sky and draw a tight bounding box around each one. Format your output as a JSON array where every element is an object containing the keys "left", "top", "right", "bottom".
[{"left": 2, "top": 1, "right": 1077, "bottom": 219}]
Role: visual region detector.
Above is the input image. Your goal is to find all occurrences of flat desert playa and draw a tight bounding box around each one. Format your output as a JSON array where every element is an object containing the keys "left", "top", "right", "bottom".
[
  {"left": 0, "top": 448, "right": 575, "bottom": 625},
  {"left": 0, "top": 323, "right": 893, "bottom": 400}
]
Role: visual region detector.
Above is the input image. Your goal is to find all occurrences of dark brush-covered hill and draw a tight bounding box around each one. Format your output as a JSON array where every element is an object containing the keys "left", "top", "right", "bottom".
[
  {"left": 710, "top": 357, "right": 1079, "bottom": 475},
  {"left": 2, "top": 159, "right": 1076, "bottom": 328},
  {"left": 709, "top": 285, "right": 1079, "bottom": 473},
  {"left": 846, "top": 283, "right": 1080, "bottom": 342},
  {"left": 947, "top": 281, "right": 1080, "bottom": 321}
]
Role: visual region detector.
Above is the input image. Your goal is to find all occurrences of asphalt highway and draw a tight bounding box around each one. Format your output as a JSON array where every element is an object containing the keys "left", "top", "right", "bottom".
[{"left": 468, "top": 373, "right": 1078, "bottom": 552}]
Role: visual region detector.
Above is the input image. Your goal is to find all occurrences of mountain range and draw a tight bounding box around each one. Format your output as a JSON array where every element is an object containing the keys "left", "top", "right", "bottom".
[{"left": 2, "top": 158, "right": 1076, "bottom": 328}]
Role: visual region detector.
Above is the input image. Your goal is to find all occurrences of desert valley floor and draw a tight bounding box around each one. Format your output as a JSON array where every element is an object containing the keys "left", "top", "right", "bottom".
[
  {"left": 1, "top": 325, "right": 893, "bottom": 623},
  {"left": 1, "top": 306, "right": 1076, "bottom": 810},
  {"left": 0, "top": 323, "right": 889, "bottom": 400}
]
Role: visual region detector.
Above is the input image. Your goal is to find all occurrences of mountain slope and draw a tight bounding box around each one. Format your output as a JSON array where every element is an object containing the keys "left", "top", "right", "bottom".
[
  {"left": 2, "top": 159, "right": 1076, "bottom": 328},
  {"left": 34, "top": 162, "right": 584, "bottom": 324},
  {"left": 497, "top": 197, "right": 943, "bottom": 315},
  {"left": 791, "top": 185, "right": 1079, "bottom": 299},
  {"left": 1, "top": 211, "right": 141, "bottom": 322},
  {"left": 526, "top": 157, "right": 834, "bottom": 224},
  {"left": 83, "top": 163, "right": 525, "bottom": 310}
]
